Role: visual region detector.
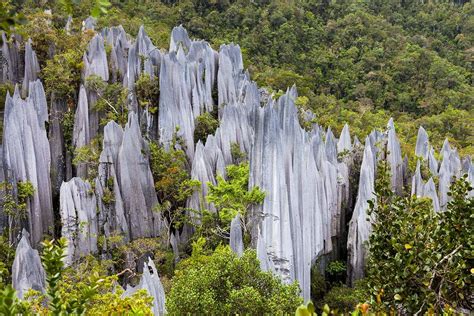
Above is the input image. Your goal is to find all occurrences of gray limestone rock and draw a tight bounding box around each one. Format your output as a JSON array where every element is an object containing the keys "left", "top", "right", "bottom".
[
  {"left": 170, "top": 25, "right": 192, "bottom": 52},
  {"left": 21, "top": 39, "right": 40, "bottom": 97},
  {"left": 12, "top": 230, "right": 46, "bottom": 299},
  {"left": 229, "top": 214, "right": 244, "bottom": 257},
  {"left": 59, "top": 177, "right": 98, "bottom": 265},
  {"left": 82, "top": 16, "right": 97, "bottom": 31},
  {"left": 415, "top": 126, "right": 429, "bottom": 159},
  {"left": 337, "top": 124, "right": 352, "bottom": 153},
  {"left": 84, "top": 34, "right": 109, "bottom": 81},
  {"left": 72, "top": 85, "right": 90, "bottom": 178},
  {"left": 3, "top": 81, "right": 53, "bottom": 245},
  {"left": 347, "top": 137, "right": 376, "bottom": 284},
  {"left": 386, "top": 118, "right": 403, "bottom": 194},
  {"left": 118, "top": 112, "right": 162, "bottom": 239},
  {"left": 122, "top": 258, "right": 166, "bottom": 315},
  {"left": 96, "top": 121, "right": 129, "bottom": 243}
]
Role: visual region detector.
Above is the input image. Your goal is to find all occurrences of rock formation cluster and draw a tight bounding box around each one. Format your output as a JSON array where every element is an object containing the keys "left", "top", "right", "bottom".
[{"left": 1, "top": 19, "right": 473, "bottom": 313}]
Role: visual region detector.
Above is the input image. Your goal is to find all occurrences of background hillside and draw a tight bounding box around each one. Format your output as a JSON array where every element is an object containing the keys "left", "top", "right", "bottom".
[{"left": 3, "top": 0, "right": 474, "bottom": 156}]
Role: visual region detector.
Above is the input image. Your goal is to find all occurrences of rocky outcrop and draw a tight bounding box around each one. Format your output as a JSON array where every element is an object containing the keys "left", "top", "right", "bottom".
[
  {"left": 1, "top": 32, "right": 22, "bottom": 84},
  {"left": 386, "top": 118, "right": 403, "bottom": 194},
  {"left": 347, "top": 136, "right": 377, "bottom": 284},
  {"left": 21, "top": 39, "right": 40, "bottom": 97},
  {"left": 229, "top": 214, "right": 243, "bottom": 257},
  {"left": 72, "top": 85, "right": 90, "bottom": 178},
  {"left": 60, "top": 177, "right": 98, "bottom": 265},
  {"left": 415, "top": 126, "right": 430, "bottom": 159},
  {"left": 12, "top": 230, "right": 46, "bottom": 299},
  {"left": 158, "top": 27, "right": 217, "bottom": 158},
  {"left": 123, "top": 258, "right": 166, "bottom": 316},
  {"left": 118, "top": 112, "right": 162, "bottom": 239},
  {"left": 3, "top": 81, "right": 53, "bottom": 245},
  {"left": 96, "top": 121, "right": 128, "bottom": 244}
]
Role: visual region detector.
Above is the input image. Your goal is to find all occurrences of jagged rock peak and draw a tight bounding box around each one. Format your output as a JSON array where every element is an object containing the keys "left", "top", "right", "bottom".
[
  {"left": 3, "top": 80, "right": 53, "bottom": 245},
  {"left": 118, "top": 112, "right": 162, "bottom": 239},
  {"left": 22, "top": 38, "right": 40, "bottom": 97},
  {"left": 82, "top": 16, "right": 97, "bottom": 31},
  {"left": 84, "top": 33, "right": 109, "bottom": 81},
  {"left": 170, "top": 25, "right": 191, "bottom": 52},
  {"left": 386, "top": 118, "right": 403, "bottom": 194},
  {"left": 337, "top": 124, "right": 352, "bottom": 153},
  {"left": 12, "top": 230, "right": 46, "bottom": 299},
  {"left": 123, "top": 258, "right": 166, "bottom": 315},
  {"left": 415, "top": 126, "right": 429, "bottom": 159},
  {"left": 347, "top": 136, "right": 376, "bottom": 284}
]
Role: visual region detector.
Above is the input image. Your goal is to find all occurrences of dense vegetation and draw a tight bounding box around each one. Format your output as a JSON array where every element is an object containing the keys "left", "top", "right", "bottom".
[
  {"left": 2, "top": 0, "right": 473, "bottom": 156},
  {"left": 0, "top": 0, "right": 473, "bottom": 314},
  {"left": 31, "top": 0, "right": 474, "bottom": 155},
  {"left": 167, "top": 238, "right": 302, "bottom": 315}
]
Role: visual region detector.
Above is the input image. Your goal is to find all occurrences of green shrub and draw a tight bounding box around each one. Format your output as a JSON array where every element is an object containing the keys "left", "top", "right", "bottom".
[
  {"left": 310, "top": 265, "right": 327, "bottom": 302},
  {"left": 85, "top": 75, "right": 129, "bottom": 126},
  {"left": 193, "top": 112, "right": 219, "bottom": 144},
  {"left": 325, "top": 260, "right": 346, "bottom": 285},
  {"left": 166, "top": 240, "right": 302, "bottom": 315},
  {"left": 193, "top": 162, "right": 265, "bottom": 248},
  {"left": 135, "top": 73, "right": 159, "bottom": 114},
  {"left": 321, "top": 285, "right": 365, "bottom": 314},
  {"left": 366, "top": 161, "right": 473, "bottom": 313}
]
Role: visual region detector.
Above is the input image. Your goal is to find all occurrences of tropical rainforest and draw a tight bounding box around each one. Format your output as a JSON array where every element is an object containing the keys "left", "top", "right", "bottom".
[{"left": 0, "top": 0, "right": 472, "bottom": 315}]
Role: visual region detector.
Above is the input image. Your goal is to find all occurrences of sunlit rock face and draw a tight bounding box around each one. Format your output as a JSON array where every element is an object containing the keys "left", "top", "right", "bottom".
[
  {"left": 12, "top": 230, "right": 46, "bottom": 299},
  {"left": 158, "top": 26, "right": 217, "bottom": 159},
  {"left": 118, "top": 112, "right": 163, "bottom": 239},
  {"left": 1, "top": 32, "right": 22, "bottom": 84},
  {"left": 96, "top": 120, "right": 129, "bottom": 244},
  {"left": 73, "top": 85, "right": 90, "bottom": 178},
  {"left": 2, "top": 81, "right": 53, "bottom": 245}
]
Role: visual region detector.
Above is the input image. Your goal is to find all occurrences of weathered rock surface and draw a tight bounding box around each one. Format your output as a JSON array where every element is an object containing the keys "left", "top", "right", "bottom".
[
  {"left": 96, "top": 121, "right": 129, "bottom": 244},
  {"left": 73, "top": 85, "right": 90, "bottom": 178},
  {"left": 123, "top": 258, "right": 166, "bottom": 316},
  {"left": 347, "top": 136, "right": 376, "bottom": 284},
  {"left": 60, "top": 177, "right": 98, "bottom": 265},
  {"left": 3, "top": 81, "right": 53, "bottom": 245},
  {"left": 12, "top": 230, "right": 46, "bottom": 299},
  {"left": 21, "top": 39, "right": 40, "bottom": 97},
  {"left": 229, "top": 214, "right": 243, "bottom": 257},
  {"left": 118, "top": 112, "right": 162, "bottom": 239}
]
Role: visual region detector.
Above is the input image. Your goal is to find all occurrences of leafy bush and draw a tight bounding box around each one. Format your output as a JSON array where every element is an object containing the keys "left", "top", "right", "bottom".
[
  {"left": 194, "top": 162, "right": 265, "bottom": 247},
  {"left": 193, "top": 112, "right": 219, "bottom": 144},
  {"left": 149, "top": 140, "right": 199, "bottom": 237},
  {"left": 325, "top": 260, "right": 346, "bottom": 285},
  {"left": 135, "top": 73, "right": 159, "bottom": 114},
  {"left": 166, "top": 239, "right": 302, "bottom": 315},
  {"left": 72, "top": 136, "right": 102, "bottom": 182},
  {"left": 321, "top": 284, "right": 366, "bottom": 314},
  {"left": 366, "top": 161, "right": 473, "bottom": 314},
  {"left": 85, "top": 75, "right": 129, "bottom": 126},
  {"left": 310, "top": 265, "right": 327, "bottom": 303}
]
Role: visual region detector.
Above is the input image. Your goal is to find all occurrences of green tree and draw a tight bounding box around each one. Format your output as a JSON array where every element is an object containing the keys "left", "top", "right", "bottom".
[
  {"left": 365, "top": 162, "right": 473, "bottom": 314},
  {"left": 194, "top": 162, "right": 265, "bottom": 247},
  {"left": 166, "top": 239, "right": 302, "bottom": 315}
]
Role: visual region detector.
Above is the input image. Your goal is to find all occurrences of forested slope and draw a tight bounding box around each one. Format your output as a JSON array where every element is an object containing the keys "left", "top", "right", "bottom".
[
  {"left": 2, "top": 0, "right": 474, "bottom": 155},
  {"left": 0, "top": 1, "right": 472, "bottom": 315}
]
